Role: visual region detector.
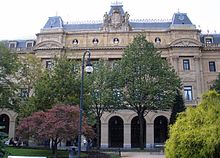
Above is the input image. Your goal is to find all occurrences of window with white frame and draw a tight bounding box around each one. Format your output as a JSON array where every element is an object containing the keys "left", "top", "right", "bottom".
[
  {"left": 26, "top": 41, "right": 34, "bottom": 48},
  {"left": 205, "top": 37, "right": 213, "bottom": 44},
  {"left": 9, "top": 42, "right": 17, "bottom": 49},
  {"left": 184, "top": 86, "right": 193, "bottom": 101}
]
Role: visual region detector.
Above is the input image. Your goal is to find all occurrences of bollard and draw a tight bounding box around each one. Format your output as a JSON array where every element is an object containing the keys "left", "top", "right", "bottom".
[{"left": 118, "top": 148, "right": 121, "bottom": 157}]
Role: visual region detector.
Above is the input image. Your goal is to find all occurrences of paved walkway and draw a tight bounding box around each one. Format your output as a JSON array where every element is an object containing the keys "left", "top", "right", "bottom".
[{"left": 120, "top": 152, "right": 165, "bottom": 158}]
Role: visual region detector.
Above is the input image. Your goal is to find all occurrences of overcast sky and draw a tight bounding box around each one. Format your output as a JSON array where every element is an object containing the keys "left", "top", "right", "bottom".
[{"left": 0, "top": 0, "right": 219, "bottom": 40}]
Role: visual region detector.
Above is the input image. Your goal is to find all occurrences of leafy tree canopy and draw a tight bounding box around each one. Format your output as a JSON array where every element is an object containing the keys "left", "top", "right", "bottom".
[
  {"left": 211, "top": 73, "right": 220, "bottom": 93},
  {"left": 117, "top": 34, "right": 180, "bottom": 113},
  {"left": 85, "top": 59, "right": 123, "bottom": 148},
  {"left": 169, "top": 90, "right": 185, "bottom": 125},
  {"left": 17, "top": 54, "right": 43, "bottom": 96},
  {"left": 165, "top": 90, "right": 220, "bottom": 158},
  {"left": 0, "top": 43, "right": 19, "bottom": 110},
  {"left": 31, "top": 56, "right": 81, "bottom": 111},
  {"left": 0, "top": 127, "right": 7, "bottom": 158}
]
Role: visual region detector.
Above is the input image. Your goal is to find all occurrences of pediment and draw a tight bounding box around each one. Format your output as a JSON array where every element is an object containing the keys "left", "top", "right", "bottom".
[
  {"left": 170, "top": 38, "right": 202, "bottom": 47},
  {"left": 34, "top": 40, "right": 63, "bottom": 50}
]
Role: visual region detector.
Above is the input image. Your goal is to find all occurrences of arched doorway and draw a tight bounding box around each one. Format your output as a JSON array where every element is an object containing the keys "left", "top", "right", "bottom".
[
  {"left": 154, "top": 116, "right": 168, "bottom": 144},
  {"left": 131, "top": 116, "right": 146, "bottom": 148},
  {"left": 108, "top": 116, "right": 123, "bottom": 148},
  {"left": 0, "top": 114, "right": 10, "bottom": 134}
]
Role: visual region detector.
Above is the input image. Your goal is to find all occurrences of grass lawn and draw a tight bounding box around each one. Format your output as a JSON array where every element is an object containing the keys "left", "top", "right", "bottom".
[{"left": 4, "top": 146, "right": 85, "bottom": 158}]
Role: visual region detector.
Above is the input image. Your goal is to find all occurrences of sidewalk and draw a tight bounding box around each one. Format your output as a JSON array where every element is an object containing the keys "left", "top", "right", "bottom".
[{"left": 120, "top": 152, "right": 165, "bottom": 158}]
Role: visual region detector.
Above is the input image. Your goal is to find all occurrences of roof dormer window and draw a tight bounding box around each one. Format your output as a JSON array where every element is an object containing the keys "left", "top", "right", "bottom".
[
  {"left": 9, "top": 41, "right": 17, "bottom": 49},
  {"left": 26, "top": 41, "right": 34, "bottom": 48},
  {"left": 205, "top": 37, "right": 213, "bottom": 44}
]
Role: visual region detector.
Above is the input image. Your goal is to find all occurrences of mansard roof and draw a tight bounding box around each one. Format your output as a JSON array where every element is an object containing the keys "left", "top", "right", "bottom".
[
  {"left": 43, "top": 16, "right": 64, "bottom": 29},
  {"left": 130, "top": 21, "right": 171, "bottom": 30},
  {"left": 200, "top": 34, "right": 220, "bottom": 44},
  {"left": 63, "top": 23, "right": 102, "bottom": 31},
  {"left": 42, "top": 4, "right": 195, "bottom": 32},
  {"left": 171, "top": 13, "right": 193, "bottom": 25}
]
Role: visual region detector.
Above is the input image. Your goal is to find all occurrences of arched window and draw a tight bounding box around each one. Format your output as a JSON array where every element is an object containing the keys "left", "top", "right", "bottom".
[
  {"left": 108, "top": 116, "right": 123, "bottom": 147},
  {"left": 154, "top": 116, "right": 168, "bottom": 144},
  {"left": 0, "top": 114, "right": 10, "bottom": 134}
]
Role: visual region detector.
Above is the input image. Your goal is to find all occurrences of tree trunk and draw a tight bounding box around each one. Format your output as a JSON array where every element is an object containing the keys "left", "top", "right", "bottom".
[
  {"left": 138, "top": 113, "right": 144, "bottom": 150},
  {"left": 96, "top": 117, "right": 101, "bottom": 149},
  {"left": 52, "top": 140, "right": 58, "bottom": 158}
]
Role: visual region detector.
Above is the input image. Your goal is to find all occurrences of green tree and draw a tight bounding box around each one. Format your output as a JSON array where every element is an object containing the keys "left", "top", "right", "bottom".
[
  {"left": 211, "top": 73, "right": 220, "bottom": 93},
  {"left": 0, "top": 43, "right": 19, "bottom": 110},
  {"left": 165, "top": 90, "right": 220, "bottom": 158},
  {"left": 30, "top": 56, "right": 81, "bottom": 111},
  {"left": 0, "top": 127, "right": 7, "bottom": 158},
  {"left": 16, "top": 54, "right": 43, "bottom": 118},
  {"left": 169, "top": 90, "right": 185, "bottom": 125},
  {"left": 17, "top": 54, "right": 43, "bottom": 98},
  {"left": 86, "top": 59, "right": 122, "bottom": 148},
  {"left": 117, "top": 34, "right": 180, "bottom": 149}
]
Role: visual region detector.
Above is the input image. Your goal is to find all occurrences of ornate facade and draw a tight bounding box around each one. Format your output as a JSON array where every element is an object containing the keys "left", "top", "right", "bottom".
[{"left": 1, "top": 3, "right": 220, "bottom": 148}]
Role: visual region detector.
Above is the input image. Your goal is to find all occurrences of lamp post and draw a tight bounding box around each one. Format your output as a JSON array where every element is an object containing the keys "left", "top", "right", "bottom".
[{"left": 78, "top": 50, "right": 93, "bottom": 158}]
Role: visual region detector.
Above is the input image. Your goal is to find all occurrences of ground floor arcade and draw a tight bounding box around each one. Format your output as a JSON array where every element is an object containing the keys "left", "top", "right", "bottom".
[
  {"left": 100, "top": 110, "right": 170, "bottom": 148},
  {"left": 1, "top": 109, "right": 170, "bottom": 149}
]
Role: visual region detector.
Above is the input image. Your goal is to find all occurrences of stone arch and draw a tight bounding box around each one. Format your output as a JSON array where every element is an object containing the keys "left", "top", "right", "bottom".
[
  {"left": 108, "top": 116, "right": 124, "bottom": 148},
  {"left": 150, "top": 111, "right": 170, "bottom": 124},
  {"left": 169, "top": 38, "right": 202, "bottom": 48},
  {"left": 154, "top": 115, "right": 168, "bottom": 144},
  {"left": 102, "top": 112, "right": 126, "bottom": 124},
  {"left": 34, "top": 40, "right": 63, "bottom": 50},
  {"left": 0, "top": 109, "right": 18, "bottom": 138}
]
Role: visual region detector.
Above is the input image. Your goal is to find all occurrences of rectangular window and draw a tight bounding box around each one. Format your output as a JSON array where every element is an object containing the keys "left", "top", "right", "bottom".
[
  {"left": 20, "top": 88, "right": 29, "bottom": 100},
  {"left": 205, "top": 38, "right": 213, "bottom": 44},
  {"left": 26, "top": 42, "right": 33, "bottom": 48},
  {"left": 46, "top": 60, "right": 53, "bottom": 69},
  {"left": 183, "top": 59, "right": 190, "bottom": 70},
  {"left": 209, "top": 61, "right": 216, "bottom": 72},
  {"left": 184, "top": 86, "right": 193, "bottom": 101},
  {"left": 9, "top": 43, "right": 16, "bottom": 48}
]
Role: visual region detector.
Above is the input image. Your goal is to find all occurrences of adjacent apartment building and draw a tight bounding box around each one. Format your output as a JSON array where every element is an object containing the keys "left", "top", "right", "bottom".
[{"left": 1, "top": 3, "right": 220, "bottom": 148}]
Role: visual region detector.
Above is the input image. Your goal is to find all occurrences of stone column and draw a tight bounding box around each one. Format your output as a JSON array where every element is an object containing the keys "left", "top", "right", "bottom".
[
  {"left": 123, "top": 123, "right": 131, "bottom": 148},
  {"left": 100, "top": 123, "right": 108, "bottom": 148},
  {"left": 146, "top": 123, "right": 154, "bottom": 148},
  {"left": 194, "top": 56, "right": 203, "bottom": 100},
  {"left": 9, "top": 120, "right": 16, "bottom": 138},
  {"left": 172, "top": 56, "right": 179, "bottom": 74}
]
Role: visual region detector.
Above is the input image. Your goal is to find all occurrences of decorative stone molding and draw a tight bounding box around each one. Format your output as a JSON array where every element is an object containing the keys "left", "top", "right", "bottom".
[
  {"left": 34, "top": 40, "right": 63, "bottom": 50},
  {"left": 170, "top": 38, "right": 202, "bottom": 48},
  {"left": 101, "top": 10, "right": 131, "bottom": 32}
]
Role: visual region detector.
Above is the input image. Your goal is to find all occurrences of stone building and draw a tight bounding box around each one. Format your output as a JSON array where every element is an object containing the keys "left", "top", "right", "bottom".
[{"left": 1, "top": 2, "right": 220, "bottom": 148}]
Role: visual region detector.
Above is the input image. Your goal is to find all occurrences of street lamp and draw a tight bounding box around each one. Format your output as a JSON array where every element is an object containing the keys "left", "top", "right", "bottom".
[{"left": 78, "top": 50, "right": 93, "bottom": 158}]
